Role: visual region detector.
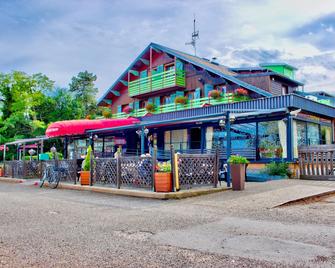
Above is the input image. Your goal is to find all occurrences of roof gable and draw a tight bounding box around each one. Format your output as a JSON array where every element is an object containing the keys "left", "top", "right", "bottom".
[{"left": 98, "top": 43, "right": 272, "bottom": 105}]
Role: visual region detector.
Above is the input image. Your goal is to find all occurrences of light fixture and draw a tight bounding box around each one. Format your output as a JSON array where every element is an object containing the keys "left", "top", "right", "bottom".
[
  {"left": 50, "top": 146, "right": 57, "bottom": 153},
  {"left": 28, "top": 149, "right": 36, "bottom": 156},
  {"left": 219, "top": 119, "right": 225, "bottom": 127}
]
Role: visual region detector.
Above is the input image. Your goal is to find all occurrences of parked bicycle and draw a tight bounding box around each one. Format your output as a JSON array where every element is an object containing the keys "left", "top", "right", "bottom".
[{"left": 39, "top": 163, "right": 69, "bottom": 189}]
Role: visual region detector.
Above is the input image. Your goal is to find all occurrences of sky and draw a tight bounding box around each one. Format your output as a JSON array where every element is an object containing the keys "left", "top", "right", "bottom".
[{"left": 0, "top": 0, "right": 335, "bottom": 97}]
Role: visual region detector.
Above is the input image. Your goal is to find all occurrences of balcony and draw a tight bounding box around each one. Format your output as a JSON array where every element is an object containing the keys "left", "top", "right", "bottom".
[
  {"left": 112, "top": 94, "right": 235, "bottom": 119},
  {"left": 128, "top": 69, "right": 186, "bottom": 97}
]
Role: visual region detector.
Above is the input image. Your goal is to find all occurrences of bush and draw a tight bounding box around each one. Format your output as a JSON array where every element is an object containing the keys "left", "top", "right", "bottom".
[
  {"left": 228, "top": 155, "right": 249, "bottom": 164},
  {"left": 82, "top": 146, "right": 92, "bottom": 171},
  {"left": 46, "top": 152, "right": 63, "bottom": 160},
  {"left": 102, "top": 108, "right": 112, "bottom": 118},
  {"left": 265, "top": 162, "right": 291, "bottom": 176},
  {"left": 145, "top": 103, "right": 156, "bottom": 113},
  {"left": 174, "top": 96, "right": 188, "bottom": 105}
]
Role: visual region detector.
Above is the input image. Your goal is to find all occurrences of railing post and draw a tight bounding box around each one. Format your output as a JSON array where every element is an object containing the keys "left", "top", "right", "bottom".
[
  {"left": 90, "top": 150, "right": 94, "bottom": 186},
  {"left": 116, "top": 152, "right": 121, "bottom": 189},
  {"left": 152, "top": 146, "right": 157, "bottom": 192},
  {"left": 214, "top": 149, "right": 219, "bottom": 188},
  {"left": 170, "top": 145, "right": 176, "bottom": 192},
  {"left": 73, "top": 159, "right": 77, "bottom": 185}
]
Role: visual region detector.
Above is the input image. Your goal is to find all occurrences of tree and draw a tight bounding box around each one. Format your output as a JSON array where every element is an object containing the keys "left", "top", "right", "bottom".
[{"left": 69, "top": 71, "right": 98, "bottom": 117}]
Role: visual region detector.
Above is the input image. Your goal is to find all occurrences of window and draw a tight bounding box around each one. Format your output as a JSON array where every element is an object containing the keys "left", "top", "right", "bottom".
[
  {"left": 164, "top": 129, "right": 187, "bottom": 150},
  {"left": 161, "top": 95, "right": 171, "bottom": 105},
  {"left": 258, "top": 120, "right": 287, "bottom": 158},
  {"left": 164, "top": 63, "right": 175, "bottom": 71},
  {"left": 293, "top": 120, "right": 307, "bottom": 158},
  {"left": 186, "top": 91, "right": 195, "bottom": 100},
  {"left": 321, "top": 126, "right": 332, "bottom": 144},
  {"left": 307, "top": 123, "right": 320, "bottom": 145},
  {"left": 139, "top": 100, "right": 147, "bottom": 109},
  {"left": 281, "top": 85, "right": 288, "bottom": 95}
]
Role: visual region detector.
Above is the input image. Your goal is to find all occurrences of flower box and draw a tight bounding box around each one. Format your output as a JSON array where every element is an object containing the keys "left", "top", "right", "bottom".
[
  {"left": 154, "top": 172, "right": 172, "bottom": 192},
  {"left": 80, "top": 171, "right": 90, "bottom": 185}
]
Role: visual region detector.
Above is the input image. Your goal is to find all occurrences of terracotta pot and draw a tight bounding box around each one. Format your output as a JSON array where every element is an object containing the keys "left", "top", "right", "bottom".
[
  {"left": 230, "top": 164, "right": 246, "bottom": 191},
  {"left": 154, "top": 172, "right": 172, "bottom": 192},
  {"left": 80, "top": 171, "right": 90, "bottom": 186},
  {"left": 0, "top": 168, "right": 3, "bottom": 177}
]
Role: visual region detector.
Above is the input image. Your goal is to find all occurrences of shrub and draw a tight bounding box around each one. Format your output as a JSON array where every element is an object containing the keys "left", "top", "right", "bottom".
[
  {"left": 265, "top": 162, "right": 291, "bottom": 176},
  {"left": 174, "top": 96, "right": 188, "bottom": 105},
  {"left": 46, "top": 152, "right": 63, "bottom": 160},
  {"left": 156, "top": 162, "right": 171, "bottom": 173},
  {"left": 82, "top": 146, "right": 92, "bottom": 171},
  {"left": 123, "top": 106, "right": 133, "bottom": 114},
  {"left": 236, "top": 88, "right": 248, "bottom": 96},
  {"left": 208, "top": 90, "right": 221, "bottom": 99},
  {"left": 145, "top": 103, "right": 156, "bottom": 113},
  {"left": 228, "top": 155, "right": 249, "bottom": 164}
]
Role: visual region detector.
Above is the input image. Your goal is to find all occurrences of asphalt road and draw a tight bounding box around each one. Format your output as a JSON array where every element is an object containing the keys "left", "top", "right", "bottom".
[{"left": 0, "top": 180, "right": 334, "bottom": 267}]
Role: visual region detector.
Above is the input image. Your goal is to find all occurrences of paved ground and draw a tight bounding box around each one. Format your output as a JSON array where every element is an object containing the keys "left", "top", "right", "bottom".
[{"left": 0, "top": 179, "right": 334, "bottom": 267}]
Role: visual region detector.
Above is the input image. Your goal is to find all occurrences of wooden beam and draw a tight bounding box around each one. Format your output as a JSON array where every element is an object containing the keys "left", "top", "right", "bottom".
[
  {"left": 129, "top": 70, "right": 139, "bottom": 76},
  {"left": 120, "top": 80, "right": 128, "bottom": 86},
  {"left": 140, "top": 58, "right": 149, "bottom": 66},
  {"left": 151, "top": 46, "right": 161, "bottom": 53}
]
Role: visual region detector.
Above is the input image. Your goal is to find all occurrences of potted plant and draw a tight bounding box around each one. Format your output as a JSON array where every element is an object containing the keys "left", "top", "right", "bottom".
[
  {"left": 208, "top": 90, "right": 221, "bottom": 100},
  {"left": 154, "top": 162, "right": 172, "bottom": 192},
  {"left": 145, "top": 103, "right": 156, "bottom": 113},
  {"left": 234, "top": 88, "right": 251, "bottom": 102},
  {"left": 174, "top": 96, "right": 188, "bottom": 105},
  {"left": 123, "top": 105, "right": 133, "bottom": 114},
  {"left": 80, "top": 145, "right": 92, "bottom": 186},
  {"left": 101, "top": 108, "right": 112, "bottom": 118},
  {"left": 228, "top": 155, "right": 249, "bottom": 191}
]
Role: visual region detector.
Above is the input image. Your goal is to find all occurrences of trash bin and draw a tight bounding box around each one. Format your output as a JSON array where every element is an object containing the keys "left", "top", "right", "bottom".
[{"left": 230, "top": 164, "right": 246, "bottom": 190}]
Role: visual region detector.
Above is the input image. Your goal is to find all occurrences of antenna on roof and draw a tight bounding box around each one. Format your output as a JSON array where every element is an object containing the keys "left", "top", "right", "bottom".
[{"left": 185, "top": 14, "right": 199, "bottom": 56}]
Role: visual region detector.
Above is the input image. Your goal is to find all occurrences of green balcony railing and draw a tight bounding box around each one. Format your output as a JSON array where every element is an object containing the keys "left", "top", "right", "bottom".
[
  {"left": 128, "top": 69, "right": 186, "bottom": 97},
  {"left": 112, "top": 94, "right": 237, "bottom": 119}
]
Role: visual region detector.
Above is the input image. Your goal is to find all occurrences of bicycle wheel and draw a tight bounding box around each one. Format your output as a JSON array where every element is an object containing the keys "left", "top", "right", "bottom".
[
  {"left": 48, "top": 170, "right": 60, "bottom": 189},
  {"left": 40, "top": 168, "right": 49, "bottom": 188}
]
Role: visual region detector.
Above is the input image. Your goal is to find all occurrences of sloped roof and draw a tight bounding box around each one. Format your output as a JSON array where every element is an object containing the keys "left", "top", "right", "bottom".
[{"left": 98, "top": 43, "right": 272, "bottom": 105}]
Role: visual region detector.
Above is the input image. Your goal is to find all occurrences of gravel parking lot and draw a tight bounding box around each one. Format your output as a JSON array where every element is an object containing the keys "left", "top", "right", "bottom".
[{"left": 0, "top": 180, "right": 334, "bottom": 267}]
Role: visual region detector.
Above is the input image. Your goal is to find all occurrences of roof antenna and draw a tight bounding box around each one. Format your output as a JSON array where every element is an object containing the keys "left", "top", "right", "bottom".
[{"left": 185, "top": 14, "right": 199, "bottom": 56}]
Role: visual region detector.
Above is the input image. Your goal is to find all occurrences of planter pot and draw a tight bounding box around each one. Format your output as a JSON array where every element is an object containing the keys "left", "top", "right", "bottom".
[
  {"left": 80, "top": 171, "right": 90, "bottom": 186},
  {"left": 230, "top": 164, "right": 246, "bottom": 191},
  {"left": 0, "top": 168, "right": 3, "bottom": 177},
  {"left": 154, "top": 172, "right": 172, "bottom": 192}
]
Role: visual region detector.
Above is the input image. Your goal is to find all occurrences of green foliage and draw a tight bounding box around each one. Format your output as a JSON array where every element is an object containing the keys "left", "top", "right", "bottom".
[
  {"left": 156, "top": 162, "right": 171, "bottom": 173},
  {"left": 174, "top": 96, "right": 188, "bottom": 105},
  {"left": 82, "top": 146, "right": 92, "bottom": 171},
  {"left": 69, "top": 71, "right": 98, "bottom": 117},
  {"left": 228, "top": 155, "right": 249, "bottom": 164},
  {"left": 145, "top": 103, "right": 156, "bottom": 113},
  {"left": 265, "top": 162, "right": 291, "bottom": 176}
]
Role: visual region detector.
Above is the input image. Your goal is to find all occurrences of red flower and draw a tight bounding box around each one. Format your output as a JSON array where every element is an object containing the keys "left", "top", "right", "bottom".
[
  {"left": 123, "top": 106, "right": 133, "bottom": 114},
  {"left": 236, "top": 88, "right": 248, "bottom": 96}
]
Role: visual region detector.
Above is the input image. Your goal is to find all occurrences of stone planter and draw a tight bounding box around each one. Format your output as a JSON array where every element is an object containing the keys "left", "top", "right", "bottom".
[
  {"left": 230, "top": 164, "right": 246, "bottom": 191},
  {"left": 154, "top": 172, "right": 172, "bottom": 192},
  {"left": 80, "top": 171, "right": 90, "bottom": 186}
]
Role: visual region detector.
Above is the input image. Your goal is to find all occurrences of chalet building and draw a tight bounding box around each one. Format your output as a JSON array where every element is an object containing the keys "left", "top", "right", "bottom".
[{"left": 74, "top": 43, "right": 335, "bottom": 163}]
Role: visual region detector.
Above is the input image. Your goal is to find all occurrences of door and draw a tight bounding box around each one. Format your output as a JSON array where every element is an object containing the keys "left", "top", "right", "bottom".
[{"left": 190, "top": 128, "right": 202, "bottom": 149}]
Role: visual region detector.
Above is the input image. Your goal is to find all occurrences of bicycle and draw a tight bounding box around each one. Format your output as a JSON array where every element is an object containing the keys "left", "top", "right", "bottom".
[{"left": 40, "top": 163, "right": 69, "bottom": 189}]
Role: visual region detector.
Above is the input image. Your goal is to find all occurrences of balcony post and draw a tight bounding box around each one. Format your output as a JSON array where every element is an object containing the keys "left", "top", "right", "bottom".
[{"left": 141, "top": 126, "right": 145, "bottom": 155}]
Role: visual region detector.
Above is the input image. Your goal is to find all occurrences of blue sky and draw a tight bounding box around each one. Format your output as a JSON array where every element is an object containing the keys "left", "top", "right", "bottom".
[{"left": 0, "top": 0, "right": 335, "bottom": 96}]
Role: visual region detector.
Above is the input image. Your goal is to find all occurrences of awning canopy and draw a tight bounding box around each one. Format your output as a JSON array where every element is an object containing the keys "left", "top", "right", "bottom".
[{"left": 45, "top": 118, "right": 141, "bottom": 138}]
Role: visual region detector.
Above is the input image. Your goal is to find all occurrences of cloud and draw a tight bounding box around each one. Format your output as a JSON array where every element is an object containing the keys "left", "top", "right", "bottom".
[{"left": 289, "top": 13, "right": 335, "bottom": 50}]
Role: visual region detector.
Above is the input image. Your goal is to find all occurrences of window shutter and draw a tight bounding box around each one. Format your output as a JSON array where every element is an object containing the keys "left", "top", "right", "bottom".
[
  {"left": 117, "top": 105, "right": 122, "bottom": 113},
  {"left": 176, "top": 59, "right": 184, "bottom": 70},
  {"left": 157, "top": 65, "right": 164, "bottom": 73},
  {"left": 176, "top": 91, "right": 184, "bottom": 97},
  {"left": 134, "top": 101, "right": 140, "bottom": 110},
  {"left": 195, "top": 88, "right": 201, "bottom": 99},
  {"left": 148, "top": 98, "right": 153, "bottom": 104},
  {"left": 170, "top": 93, "right": 176, "bottom": 103},
  {"left": 154, "top": 97, "right": 160, "bottom": 107},
  {"left": 140, "top": 70, "right": 148, "bottom": 78},
  {"left": 129, "top": 102, "right": 134, "bottom": 109},
  {"left": 204, "top": 84, "right": 213, "bottom": 97}
]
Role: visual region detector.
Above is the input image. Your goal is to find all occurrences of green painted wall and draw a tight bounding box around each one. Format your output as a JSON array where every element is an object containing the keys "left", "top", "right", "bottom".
[{"left": 262, "top": 65, "right": 295, "bottom": 79}]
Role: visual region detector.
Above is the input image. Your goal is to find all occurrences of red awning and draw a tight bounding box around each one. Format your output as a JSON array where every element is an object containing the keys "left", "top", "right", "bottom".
[{"left": 46, "top": 118, "right": 140, "bottom": 138}]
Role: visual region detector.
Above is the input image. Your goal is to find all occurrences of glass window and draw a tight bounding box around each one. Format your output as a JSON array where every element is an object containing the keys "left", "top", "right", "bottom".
[
  {"left": 321, "top": 125, "right": 332, "bottom": 144},
  {"left": 164, "top": 129, "right": 187, "bottom": 150},
  {"left": 307, "top": 123, "right": 320, "bottom": 145},
  {"left": 293, "top": 120, "right": 307, "bottom": 158},
  {"left": 258, "top": 120, "right": 287, "bottom": 159}
]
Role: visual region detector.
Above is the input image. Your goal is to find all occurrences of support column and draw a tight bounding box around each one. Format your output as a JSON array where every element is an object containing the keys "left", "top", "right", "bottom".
[
  {"left": 141, "top": 126, "right": 145, "bottom": 155},
  {"left": 200, "top": 126, "right": 206, "bottom": 153},
  {"left": 226, "top": 111, "right": 231, "bottom": 188},
  {"left": 63, "top": 137, "right": 68, "bottom": 159},
  {"left": 287, "top": 115, "right": 294, "bottom": 162}
]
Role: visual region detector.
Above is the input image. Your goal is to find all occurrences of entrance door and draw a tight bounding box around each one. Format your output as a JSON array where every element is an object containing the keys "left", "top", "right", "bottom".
[{"left": 190, "top": 128, "right": 201, "bottom": 149}]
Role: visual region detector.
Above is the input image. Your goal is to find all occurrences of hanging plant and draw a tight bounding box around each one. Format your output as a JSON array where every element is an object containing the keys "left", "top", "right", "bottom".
[
  {"left": 236, "top": 88, "right": 248, "bottom": 96},
  {"left": 123, "top": 106, "right": 133, "bottom": 114},
  {"left": 145, "top": 103, "right": 156, "bottom": 113},
  {"left": 102, "top": 108, "right": 112, "bottom": 118},
  {"left": 174, "top": 96, "right": 188, "bottom": 105},
  {"left": 208, "top": 90, "right": 221, "bottom": 99}
]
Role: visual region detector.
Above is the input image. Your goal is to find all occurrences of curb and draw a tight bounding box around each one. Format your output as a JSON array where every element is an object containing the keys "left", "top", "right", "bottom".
[
  {"left": 53, "top": 183, "right": 230, "bottom": 200},
  {"left": 0, "top": 177, "right": 25, "bottom": 184},
  {"left": 274, "top": 189, "right": 335, "bottom": 207}
]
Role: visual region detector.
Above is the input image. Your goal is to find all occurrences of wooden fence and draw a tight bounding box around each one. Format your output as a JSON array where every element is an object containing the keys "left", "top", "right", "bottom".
[{"left": 298, "top": 145, "right": 335, "bottom": 180}]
